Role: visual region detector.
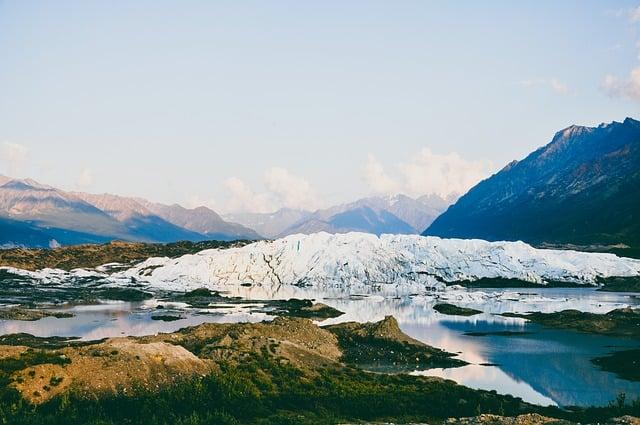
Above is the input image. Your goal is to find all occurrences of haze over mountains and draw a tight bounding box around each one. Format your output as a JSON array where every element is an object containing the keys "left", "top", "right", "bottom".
[
  {"left": 426, "top": 117, "right": 640, "bottom": 252},
  {"left": 224, "top": 194, "right": 452, "bottom": 238},
  {"left": 0, "top": 176, "right": 452, "bottom": 248}
]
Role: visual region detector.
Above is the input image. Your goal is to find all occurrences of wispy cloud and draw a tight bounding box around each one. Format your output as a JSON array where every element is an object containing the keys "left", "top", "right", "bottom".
[
  {"left": 601, "top": 67, "right": 640, "bottom": 101},
  {"left": 222, "top": 167, "right": 322, "bottom": 213},
  {"left": 0, "top": 142, "right": 30, "bottom": 177},
  {"left": 549, "top": 78, "right": 569, "bottom": 95},
  {"left": 362, "top": 149, "right": 495, "bottom": 200},
  {"left": 363, "top": 154, "right": 400, "bottom": 194},
  {"left": 263, "top": 167, "right": 321, "bottom": 211},
  {"left": 604, "top": 6, "right": 640, "bottom": 22},
  {"left": 629, "top": 6, "right": 640, "bottom": 23},
  {"left": 515, "top": 78, "right": 571, "bottom": 95},
  {"left": 604, "top": 8, "right": 625, "bottom": 19},
  {"left": 185, "top": 195, "right": 218, "bottom": 211},
  {"left": 75, "top": 167, "right": 94, "bottom": 189}
]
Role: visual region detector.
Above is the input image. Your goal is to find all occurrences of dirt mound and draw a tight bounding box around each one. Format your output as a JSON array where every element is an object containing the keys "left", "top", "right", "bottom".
[
  {"left": 0, "top": 316, "right": 463, "bottom": 404},
  {"left": 145, "top": 316, "right": 342, "bottom": 370},
  {"left": 5, "top": 338, "right": 213, "bottom": 404},
  {"left": 325, "top": 316, "right": 465, "bottom": 371},
  {"left": 326, "top": 315, "right": 424, "bottom": 345}
]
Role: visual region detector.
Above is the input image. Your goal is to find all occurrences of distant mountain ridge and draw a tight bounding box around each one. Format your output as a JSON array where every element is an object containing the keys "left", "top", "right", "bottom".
[
  {"left": 223, "top": 208, "right": 312, "bottom": 239},
  {"left": 0, "top": 177, "right": 259, "bottom": 247},
  {"left": 138, "top": 200, "right": 258, "bottom": 240},
  {"left": 0, "top": 178, "right": 132, "bottom": 242},
  {"left": 425, "top": 117, "right": 640, "bottom": 251},
  {"left": 0, "top": 173, "right": 452, "bottom": 247},
  {"left": 227, "top": 194, "right": 453, "bottom": 238}
]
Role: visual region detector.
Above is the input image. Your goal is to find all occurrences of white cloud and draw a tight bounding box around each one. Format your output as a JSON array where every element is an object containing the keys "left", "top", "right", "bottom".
[
  {"left": 0, "top": 142, "right": 30, "bottom": 177},
  {"left": 516, "top": 78, "right": 570, "bottom": 95},
  {"left": 363, "top": 154, "right": 400, "bottom": 194},
  {"left": 549, "top": 78, "right": 569, "bottom": 95},
  {"left": 605, "top": 6, "right": 640, "bottom": 21},
  {"left": 362, "top": 149, "right": 494, "bottom": 200},
  {"left": 185, "top": 195, "right": 218, "bottom": 211},
  {"left": 75, "top": 167, "right": 94, "bottom": 189},
  {"left": 222, "top": 167, "right": 321, "bottom": 213},
  {"left": 601, "top": 67, "right": 640, "bottom": 101},
  {"left": 223, "top": 177, "right": 273, "bottom": 213},
  {"left": 516, "top": 78, "right": 545, "bottom": 88},
  {"left": 263, "top": 167, "right": 321, "bottom": 211},
  {"left": 604, "top": 8, "right": 625, "bottom": 19}
]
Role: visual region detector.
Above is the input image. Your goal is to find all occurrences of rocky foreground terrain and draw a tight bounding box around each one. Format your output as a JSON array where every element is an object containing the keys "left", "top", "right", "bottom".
[{"left": 0, "top": 314, "right": 637, "bottom": 424}]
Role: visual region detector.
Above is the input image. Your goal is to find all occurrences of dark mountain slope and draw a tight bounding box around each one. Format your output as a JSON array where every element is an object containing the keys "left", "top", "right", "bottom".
[
  {"left": 424, "top": 118, "right": 640, "bottom": 250},
  {"left": 328, "top": 206, "right": 415, "bottom": 235},
  {"left": 0, "top": 217, "right": 113, "bottom": 248}
]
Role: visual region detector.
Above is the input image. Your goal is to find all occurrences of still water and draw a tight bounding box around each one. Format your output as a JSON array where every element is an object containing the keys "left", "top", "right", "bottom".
[{"left": 0, "top": 287, "right": 638, "bottom": 408}]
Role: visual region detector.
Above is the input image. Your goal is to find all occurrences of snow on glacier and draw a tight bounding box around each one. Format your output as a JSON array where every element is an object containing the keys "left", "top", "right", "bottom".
[{"left": 120, "top": 232, "right": 640, "bottom": 295}]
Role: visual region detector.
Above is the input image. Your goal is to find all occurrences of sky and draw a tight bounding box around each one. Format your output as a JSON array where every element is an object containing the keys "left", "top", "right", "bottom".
[{"left": 0, "top": 1, "right": 639, "bottom": 214}]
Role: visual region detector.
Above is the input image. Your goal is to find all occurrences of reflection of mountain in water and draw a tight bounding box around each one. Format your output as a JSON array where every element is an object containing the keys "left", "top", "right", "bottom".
[{"left": 441, "top": 320, "right": 640, "bottom": 407}]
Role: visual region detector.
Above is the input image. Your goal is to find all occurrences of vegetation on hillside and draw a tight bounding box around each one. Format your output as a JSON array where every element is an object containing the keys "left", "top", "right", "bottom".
[
  {"left": 0, "top": 240, "right": 251, "bottom": 271},
  {"left": 433, "top": 303, "right": 482, "bottom": 316},
  {"left": 502, "top": 308, "right": 640, "bottom": 339}
]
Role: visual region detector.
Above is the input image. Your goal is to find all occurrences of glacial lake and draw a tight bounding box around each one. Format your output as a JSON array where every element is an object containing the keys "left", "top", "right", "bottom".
[{"left": 0, "top": 287, "right": 639, "bottom": 408}]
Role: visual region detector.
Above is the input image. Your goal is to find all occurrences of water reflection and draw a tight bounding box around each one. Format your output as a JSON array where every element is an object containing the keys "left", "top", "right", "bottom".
[
  {"left": 0, "top": 288, "right": 638, "bottom": 407},
  {"left": 416, "top": 365, "right": 557, "bottom": 407},
  {"left": 317, "top": 290, "right": 640, "bottom": 407},
  {"left": 0, "top": 302, "right": 270, "bottom": 340}
]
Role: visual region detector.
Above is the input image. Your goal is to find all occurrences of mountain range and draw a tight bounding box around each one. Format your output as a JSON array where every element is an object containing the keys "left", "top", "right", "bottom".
[
  {"left": 276, "top": 194, "right": 451, "bottom": 237},
  {"left": 425, "top": 117, "right": 640, "bottom": 251},
  {"left": 225, "top": 194, "right": 452, "bottom": 238},
  {"left": 0, "top": 177, "right": 259, "bottom": 247},
  {"left": 3, "top": 117, "right": 637, "bottom": 250},
  {"left": 0, "top": 176, "right": 451, "bottom": 248}
]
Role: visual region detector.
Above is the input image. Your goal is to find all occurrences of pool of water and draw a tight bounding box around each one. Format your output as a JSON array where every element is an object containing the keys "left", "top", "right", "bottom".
[{"left": 0, "top": 287, "right": 638, "bottom": 407}]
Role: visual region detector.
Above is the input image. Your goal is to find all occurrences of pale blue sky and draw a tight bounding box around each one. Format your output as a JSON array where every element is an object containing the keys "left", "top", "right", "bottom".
[{"left": 0, "top": 1, "right": 639, "bottom": 213}]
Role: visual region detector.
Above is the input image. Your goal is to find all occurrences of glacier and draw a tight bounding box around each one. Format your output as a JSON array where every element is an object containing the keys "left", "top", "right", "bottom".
[{"left": 118, "top": 232, "right": 640, "bottom": 296}]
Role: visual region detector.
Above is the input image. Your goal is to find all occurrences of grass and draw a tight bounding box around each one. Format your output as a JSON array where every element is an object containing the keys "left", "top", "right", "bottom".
[
  {"left": 591, "top": 349, "right": 640, "bottom": 382},
  {"left": 0, "top": 352, "right": 637, "bottom": 424},
  {"left": 501, "top": 308, "right": 640, "bottom": 338},
  {"left": 326, "top": 317, "right": 467, "bottom": 371},
  {"left": 0, "top": 321, "right": 636, "bottom": 424},
  {"left": 597, "top": 276, "right": 640, "bottom": 293},
  {"left": 0, "top": 309, "right": 74, "bottom": 321},
  {"left": 0, "top": 353, "right": 550, "bottom": 425},
  {"left": 0, "top": 240, "right": 252, "bottom": 271},
  {"left": 434, "top": 303, "right": 482, "bottom": 317},
  {"left": 0, "top": 334, "right": 97, "bottom": 350},
  {"left": 151, "top": 315, "right": 184, "bottom": 322}
]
